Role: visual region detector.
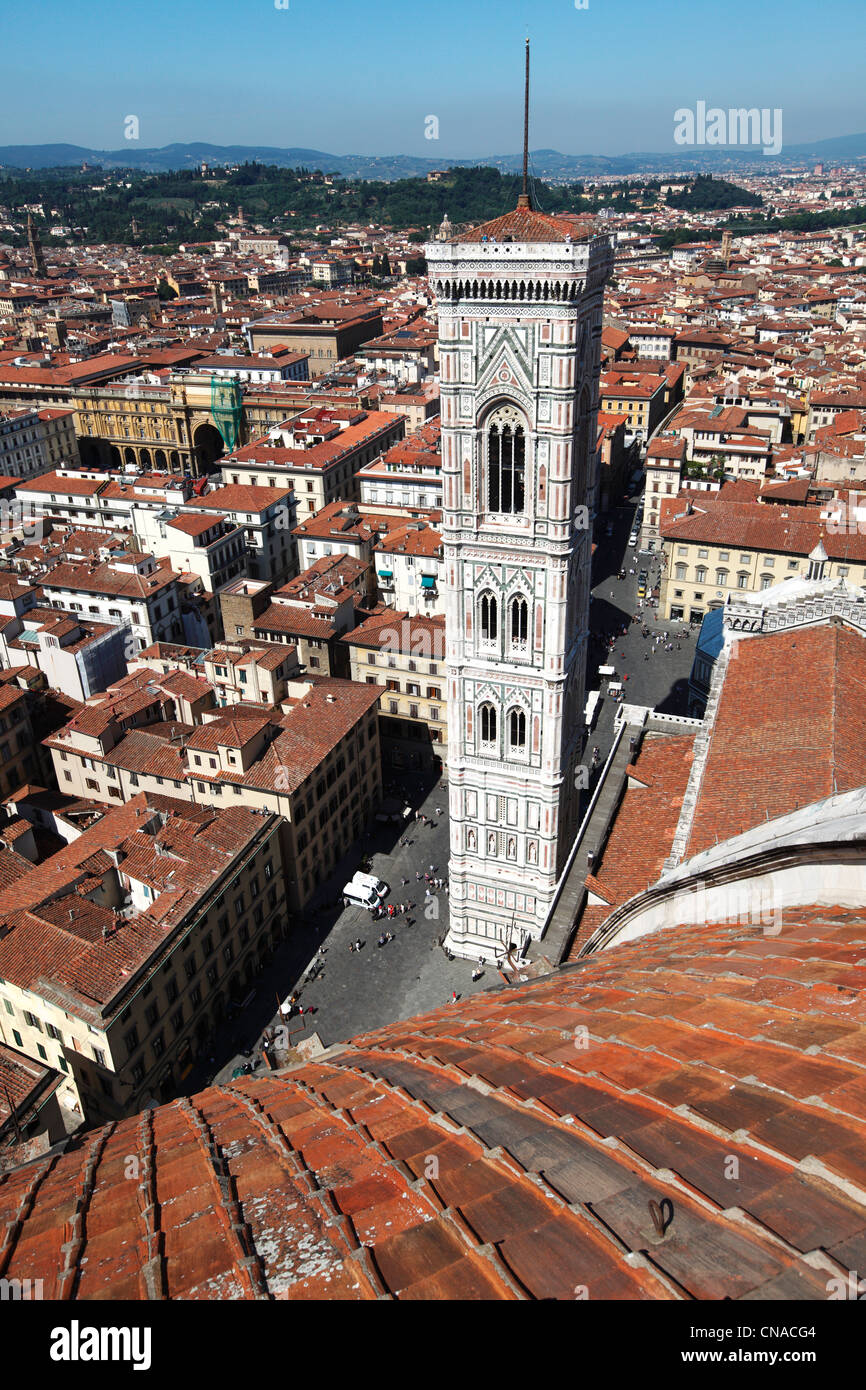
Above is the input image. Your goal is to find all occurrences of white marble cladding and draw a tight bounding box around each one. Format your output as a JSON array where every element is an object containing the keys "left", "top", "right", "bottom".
[{"left": 430, "top": 233, "right": 610, "bottom": 962}]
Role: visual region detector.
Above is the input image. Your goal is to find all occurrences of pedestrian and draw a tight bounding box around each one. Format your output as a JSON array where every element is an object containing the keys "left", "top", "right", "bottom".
[
  {"left": 450, "top": 990, "right": 458, "bottom": 1004},
  {"left": 416, "top": 871, "right": 421, "bottom": 881},
  {"left": 429, "top": 864, "right": 435, "bottom": 874}
]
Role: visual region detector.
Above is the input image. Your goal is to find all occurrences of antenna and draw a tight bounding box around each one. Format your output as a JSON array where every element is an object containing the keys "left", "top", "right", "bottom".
[{"left": 518, "top": 38, "right": 532, "bottom": 210}]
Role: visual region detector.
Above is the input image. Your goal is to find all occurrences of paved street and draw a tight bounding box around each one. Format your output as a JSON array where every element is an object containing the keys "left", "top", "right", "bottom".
[
  {"left": 187, "top": 494, "right": 699, "bottom": 1092},
  {"left": 190, "top": 775, "right": 493, "bottom": 1091},
  {"left": 586, "top": 495, "right": 696, "bottom": 763}
]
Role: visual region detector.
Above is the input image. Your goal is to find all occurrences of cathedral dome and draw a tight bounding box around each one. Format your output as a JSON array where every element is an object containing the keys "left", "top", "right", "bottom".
[{"left": 1, "top": 912, "right": 863, "bottom": 1300}]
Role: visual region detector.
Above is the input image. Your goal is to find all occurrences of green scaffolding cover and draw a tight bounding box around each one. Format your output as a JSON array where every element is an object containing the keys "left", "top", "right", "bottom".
[{"left": 210, "top": 376, "right": 243, "bottom": 451}]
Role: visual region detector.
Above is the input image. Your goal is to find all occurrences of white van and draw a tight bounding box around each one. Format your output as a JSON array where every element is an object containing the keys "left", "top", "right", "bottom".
[
  {"left": 353, "top": 871, "right": 388, "bottom": 899},
  {"left": 342, "top": 880, "right": 380, "bottom": 910}
]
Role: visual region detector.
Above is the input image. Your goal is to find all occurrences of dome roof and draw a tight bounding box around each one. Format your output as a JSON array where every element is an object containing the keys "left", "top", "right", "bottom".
[{"left": 1, "top": 910, "right": 864, "bottom": 1300}]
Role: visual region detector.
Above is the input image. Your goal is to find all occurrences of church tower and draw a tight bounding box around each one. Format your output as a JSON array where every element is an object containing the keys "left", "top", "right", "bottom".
[
  {"left": 425, "top": 43, "right": 613, "bottom": 961},
  {"left": 26, "top": 214, "right": 46, "bottom": 279}
]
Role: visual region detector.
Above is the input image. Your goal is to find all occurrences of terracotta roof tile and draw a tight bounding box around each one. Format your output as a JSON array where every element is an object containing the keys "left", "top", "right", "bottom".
[{"left": 2, "top": 910, "right": 866, "bottom": 1299}]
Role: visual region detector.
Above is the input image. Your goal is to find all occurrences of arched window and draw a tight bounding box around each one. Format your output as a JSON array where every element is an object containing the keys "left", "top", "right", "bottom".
[
  {"left": 508, "top": 708, "right": 527, "bottom": 750},
  {"left": 479, "top": 592, "right": 498, "bottom": 645},
  {"left": 486, "top": 404, "right": 526, "bottom": 514},
  {"left": 479, "top": 703, "right": 497, "bottom": 746},
  {"left": 509, "top": 596, "right": 529, "bottom": 652}
]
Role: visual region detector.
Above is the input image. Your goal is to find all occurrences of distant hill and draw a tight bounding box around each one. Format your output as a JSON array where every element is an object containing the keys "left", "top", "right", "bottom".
[{"left": 1, "top": 133, "right": 865, "bottom": 179}]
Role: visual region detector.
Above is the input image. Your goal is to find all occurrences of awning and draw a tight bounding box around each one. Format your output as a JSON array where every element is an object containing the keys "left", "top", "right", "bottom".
[
  {"left": 377, "top": 569, "right": 393, "bottom": 579},
  {"left": 421, "top": 575, "right": 436, "bottom": 588}
]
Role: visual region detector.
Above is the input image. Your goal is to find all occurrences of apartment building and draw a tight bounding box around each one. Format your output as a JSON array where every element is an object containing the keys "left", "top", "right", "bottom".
[
  {"left": 250, "top": 556, "right": 368, "bottom": 676},
  {"left": 807, "top": 388, "right": 866, "bottom": 442},
  {"left": 626, "top": 325, "right": 676, "bottom": 361},
  {"left": 245, "top": 306, "right": 384, "bottom": 376},
  {"left": 126, "top": 507, "right": 247, "bottom": 593},
  {"left": 342, "top": 609, "right": 446, "bottom": 773},
  {"left": 184, "top": 484, "right": 297, "bottom": 584},
  {"left": 221, "top": 407, "right": 406, "bottom": 518},
  {"left": 0, "top": 605, "right": 128, "bottom": 702},
  {"left": 194, "top": 348, "right": 310, "bottom": 384},
  {"left": 46, "top": 672, "right": 383, "bottom": 911},
  {"left": 0, "top": 407, "right": 78, "bottom": 481},
  {"left": 659, "top": 494, "right": 866, "bottom": 622},
  {"left": 14, "top": 469, "right": 292, "bottom": 582},
  {"left": 130, "top": 638, "right": 303, "bottom": 709},
  {"left": 373, "top": 519, "right": 443, "bottom": 615},
  {"left": 0, "top": 795, "right": 288, "bottom": 1124},
  {"left": 37, "top": 552, "right": 187, "bottom": 654},
  {"left": 357, "top": 422, "right": 442, "bottom": 509},
  {"left": 0, "top": 683, "right": 41, "bottom": 798},
  {"left": 642, "top": 435, "right": 687, "bottom": 549},
  {"left": 599, "top": 370, "right": 668, "bottom": 443}
]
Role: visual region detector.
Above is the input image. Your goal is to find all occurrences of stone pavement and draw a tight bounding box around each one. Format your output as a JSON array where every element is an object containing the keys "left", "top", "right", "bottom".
[{"left": 200, "top": 776, "right": 495, "bottom": 1089}]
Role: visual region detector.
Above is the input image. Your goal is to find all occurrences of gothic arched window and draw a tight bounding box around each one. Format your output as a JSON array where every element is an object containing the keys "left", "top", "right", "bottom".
[
  {"left": 479, "top": 702, "right": 497, "bottom": 747},
  {"left": 509, "top": 596, "right": 528, "bottom": 653},
  {"left": 508, "top": 708, "right": 527, "bottom": 751},
  {"left": 479, "top": 591, "right": 498, "bottom": 646},
  {"left": 486, "top": 404, "right": 526, "bottom": 514}
]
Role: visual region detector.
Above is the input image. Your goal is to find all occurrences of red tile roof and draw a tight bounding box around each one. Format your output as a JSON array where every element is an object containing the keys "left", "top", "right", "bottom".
[
  {"left": 2, "top": 910, "right": 866, "bottom": 1298},
  {"left": 455, "top": 207, "right": 595, "bottom": 245},
  {"left": 686, "top": 625, "right": 866, "bottom": 856}
]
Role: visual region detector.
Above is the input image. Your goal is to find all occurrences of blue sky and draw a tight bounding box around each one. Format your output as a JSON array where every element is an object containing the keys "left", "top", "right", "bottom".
[{"left": 2, "top": 0, "right": 864, "bottom": 155}]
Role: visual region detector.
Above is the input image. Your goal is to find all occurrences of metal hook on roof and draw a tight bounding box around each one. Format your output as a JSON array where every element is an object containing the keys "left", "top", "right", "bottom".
[{"left": 646, "top": 1197, "right": 674, "bottom": 1243}]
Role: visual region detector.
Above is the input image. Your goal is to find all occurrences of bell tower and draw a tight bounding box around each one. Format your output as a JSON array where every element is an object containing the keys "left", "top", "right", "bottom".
[
  {"left": 27, "top": 214, "right": 46, "bottom": 279},
  {"left": 425, "top": 43, "right": 613, "bottom": 961}
]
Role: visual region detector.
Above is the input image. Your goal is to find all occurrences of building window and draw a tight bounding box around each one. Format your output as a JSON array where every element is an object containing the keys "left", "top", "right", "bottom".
[
  {"left": 479, "top": 702, "right": 497, "bottom": 747},
  {"left": 675, "top": 563, "right": 687, "bottom": 581},
  {"left": 737, "top": 573, "right": 749, "bottom": 589},
  {"left": 715, "top": 570, "right": 728, "bottom": 586},
  {"left": 486, "top": 405, "right": 526, "bottom": 514},
  {"left": 509, "top": 596, "right": 529, "bottom": 652},
  {"left": 479, "top": 591, "right": 498, "bottom": 645},
  {"left": 508, "top": 708, "right": 527, "bottom": 750},
  {"left": 760, "top": 574, "right": 773, "bottom": 590}
]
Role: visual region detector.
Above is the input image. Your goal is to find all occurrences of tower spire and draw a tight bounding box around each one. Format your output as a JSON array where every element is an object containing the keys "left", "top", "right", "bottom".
[{"left": 517, "top": 38, "right": 532, "bottom": 210}]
